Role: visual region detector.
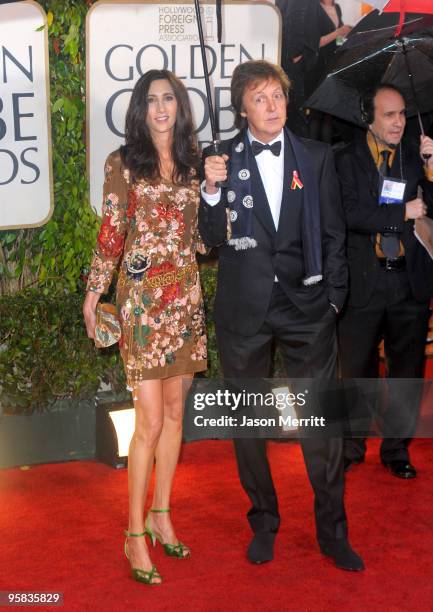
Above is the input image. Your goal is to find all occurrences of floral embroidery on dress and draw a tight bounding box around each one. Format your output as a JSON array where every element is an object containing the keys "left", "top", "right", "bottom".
[
  {"left": 87, "top": 150, "right": 207, "bottom": 388},
  {"left": 97, "top": 215, "right": 125, "bottom": 258}
]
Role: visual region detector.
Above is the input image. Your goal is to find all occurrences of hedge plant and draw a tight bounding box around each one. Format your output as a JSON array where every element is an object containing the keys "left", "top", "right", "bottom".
[
  {"left": 0, "top": 0, "right": 97, "bottom": 295},
  {"left": 0, "top": 289, "right": 125, "bottom": 414}
]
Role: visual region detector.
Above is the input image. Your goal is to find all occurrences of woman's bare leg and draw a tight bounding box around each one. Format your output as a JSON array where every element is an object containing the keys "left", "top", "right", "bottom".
[
  {"left": 126, "top": 379, "right": 164, "bottom": 580},
  {"left": 149, "top": 374, "right": 193, "bottom": 551}
]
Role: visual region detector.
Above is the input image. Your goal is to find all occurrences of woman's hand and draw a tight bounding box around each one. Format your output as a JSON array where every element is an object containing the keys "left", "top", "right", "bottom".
[
  {"left": 83, "top": 291, "right": 101, "bottom": 339},
  {"left": 336, "top": 24, "right": 352, "bottom": 38},
  {"left": 320, "top": 24, "right": 352, "bottom": 48}
]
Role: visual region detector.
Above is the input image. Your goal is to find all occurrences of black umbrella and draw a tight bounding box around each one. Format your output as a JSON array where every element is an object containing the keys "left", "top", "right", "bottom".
[
  {"left": 305, "top": 12, "right": 433, "bottom": 131},
  {"left": 193, "top": 0, "right": 223, "bottom": 154},
  {"left": 346, "top": 10, "right": 431, "bottom": 48}
]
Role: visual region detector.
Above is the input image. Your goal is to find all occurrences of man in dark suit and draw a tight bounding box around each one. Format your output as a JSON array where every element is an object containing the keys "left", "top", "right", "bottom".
[
  {"left": 335, "top": 84, "right": 433, "bottom": 478},
  {"left": 198, "top": 60, "right": 364, "bottom": 571}
]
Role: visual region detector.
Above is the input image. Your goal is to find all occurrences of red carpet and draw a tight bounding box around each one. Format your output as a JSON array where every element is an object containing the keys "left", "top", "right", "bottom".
[{"left": 1, "top": 439, "right": 433, "bottom": 611}]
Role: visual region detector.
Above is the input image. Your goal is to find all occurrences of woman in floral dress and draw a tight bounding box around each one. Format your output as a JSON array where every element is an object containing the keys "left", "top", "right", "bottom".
[{"left": 83, "top": 70, "right": 207, "bottom": 585}]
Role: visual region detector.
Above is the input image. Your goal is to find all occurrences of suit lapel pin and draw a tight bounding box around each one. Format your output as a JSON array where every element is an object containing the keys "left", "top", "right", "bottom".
[
  {"left": 291, "top": 170, "right": 303, "bottom": 190},
  {"left": 227, "top": 190, "right": 236, "bottom": 203}
]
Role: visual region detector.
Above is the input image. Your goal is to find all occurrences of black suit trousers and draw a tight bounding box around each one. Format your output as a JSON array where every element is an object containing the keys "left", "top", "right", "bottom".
[
  {"left": 216, "top": 283, "right": 348, "bottom": 545},
  {"left": 339, "top": 268, "right": 430, "bottom": 462}
]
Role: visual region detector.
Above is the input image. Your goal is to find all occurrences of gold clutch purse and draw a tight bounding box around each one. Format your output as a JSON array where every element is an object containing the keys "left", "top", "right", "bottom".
[{"left": 94, "top": 303, "right": 122, "bottom": 348}]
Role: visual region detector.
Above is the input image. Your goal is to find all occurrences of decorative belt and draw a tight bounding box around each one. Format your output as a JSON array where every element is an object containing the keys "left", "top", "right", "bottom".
[
  {"left": 145, "top": 262, "right": 198, "bottom": 288},
  {"left": 377, "top": 256, "right": 406, "bottom": 271}
]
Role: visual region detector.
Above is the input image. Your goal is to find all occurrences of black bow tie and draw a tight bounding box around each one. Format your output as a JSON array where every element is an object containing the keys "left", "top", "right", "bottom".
[{"left": 251, "top": 140, "right": 282, "bottom": 157}]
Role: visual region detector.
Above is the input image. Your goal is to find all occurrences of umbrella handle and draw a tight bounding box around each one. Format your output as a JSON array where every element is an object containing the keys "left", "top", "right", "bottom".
[
  {"left": 212, "top": 140, "right": 221, "bottom": 155},
  {"left": 210, "top": 139, "right": 229, "bottom": 188},
  {"left": 419, "top": 116, "right": 432, "bottom": 161},
  {"left": 416, "top": 112, "right": 431, "bottom": 160}
]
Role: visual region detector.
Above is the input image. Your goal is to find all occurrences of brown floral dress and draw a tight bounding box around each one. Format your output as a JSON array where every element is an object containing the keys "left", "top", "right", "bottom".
[{"left": 87, "top": 150, "right": 207, "bottom": 389}]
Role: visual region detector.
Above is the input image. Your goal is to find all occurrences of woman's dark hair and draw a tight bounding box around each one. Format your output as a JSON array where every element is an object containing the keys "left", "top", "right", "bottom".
[
  {"left": 231, "top": 60, "right": 291, "bottom": 131},
  {"left": 120, "top": 69, "right": 200, "bottom": 184}
]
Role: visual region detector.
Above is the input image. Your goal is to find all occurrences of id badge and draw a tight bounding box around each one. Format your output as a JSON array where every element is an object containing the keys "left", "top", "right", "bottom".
[{"left": 379, "top": 177, "right": 406, "bottom": 205}]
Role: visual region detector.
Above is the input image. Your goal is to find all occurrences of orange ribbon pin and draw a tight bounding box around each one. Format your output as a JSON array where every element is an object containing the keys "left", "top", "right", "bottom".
[{"left": 291, "top": 170, "right": 303, "bottom": 190}]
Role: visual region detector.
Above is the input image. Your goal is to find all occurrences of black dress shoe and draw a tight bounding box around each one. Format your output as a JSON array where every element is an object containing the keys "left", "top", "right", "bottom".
[
  {"left": 319, "top": 540, "right": 365, "bottom": 572},
  {"left": 344, "top": 457, "right": 365, "bottom": 473},
  {"left": 247, "top": 532, "right": 276, "bottom": 564},
  {"left": 382, "top": 460, "right": 417, "bottom": 479}
]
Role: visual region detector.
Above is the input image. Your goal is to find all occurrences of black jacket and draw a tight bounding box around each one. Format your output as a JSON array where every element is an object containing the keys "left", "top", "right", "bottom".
[
  {"left": 335, "top": 136, "right": 433, "bottom": 307},
  {"left": 278, "top": 0, "right": 322, "bottom": 76},
  {"left": 199, "top": 129, "right": 347, "bottom": 336},
  {"left": 305, "top": 3, "right": 343, "bottom": 97}
]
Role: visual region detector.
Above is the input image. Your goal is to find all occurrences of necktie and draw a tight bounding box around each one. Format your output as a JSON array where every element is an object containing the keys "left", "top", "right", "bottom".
[
  {"left": 379, "top": 150, "right": 390, "bottom": 175},
  {"left": 251, "top": 140, "right": 282, "bottom": 157},
  {"left": 379, "top": 150, "right": 400, "bottom": 259}
]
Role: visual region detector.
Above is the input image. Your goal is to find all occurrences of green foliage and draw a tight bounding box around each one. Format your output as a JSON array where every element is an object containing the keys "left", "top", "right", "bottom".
[
  {"left": 0, "top": 1, "right": 108, "bottom": 413},
  {"left": 0, "top": 289, "right": 125, "bottom": 414},
  {"left": 0, "top": 0, "right": 98, "bottom": 295},
  {"left": 0, "top": 1, "right": 220, "bottom": 413},
  {"left": 199, "top": 262, "right": 220, "bottom": 378}
]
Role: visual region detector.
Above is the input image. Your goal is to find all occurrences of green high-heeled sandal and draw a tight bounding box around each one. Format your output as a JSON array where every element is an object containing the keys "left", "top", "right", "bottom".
[
  {"left": 124, "top": 530, "right": 162, "bottom": 584},
  {"left": 144, "top": 508, "right": 190, "bottom": 559}
]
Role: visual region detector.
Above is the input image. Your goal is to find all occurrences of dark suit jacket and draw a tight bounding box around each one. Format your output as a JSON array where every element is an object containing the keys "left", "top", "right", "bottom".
[
  {"left": 335, "top": 136, "right": 433, "bottom": 307},
  {"left": 198, "top": 129, "right": 348, "bottom": 336}
]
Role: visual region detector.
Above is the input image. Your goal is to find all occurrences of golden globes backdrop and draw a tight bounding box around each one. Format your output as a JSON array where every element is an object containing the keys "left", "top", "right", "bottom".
[
  {"left": 0, "top": 0, "right": 53, "bottom": 230},
  {"left": 86, "top": 0, "right": 281, "bottom": 215}
]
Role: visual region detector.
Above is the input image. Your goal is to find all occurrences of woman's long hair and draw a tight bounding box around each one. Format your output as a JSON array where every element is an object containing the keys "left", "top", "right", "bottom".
[{"left": 120, "top": 70, "right": 200, "bottom": 184}]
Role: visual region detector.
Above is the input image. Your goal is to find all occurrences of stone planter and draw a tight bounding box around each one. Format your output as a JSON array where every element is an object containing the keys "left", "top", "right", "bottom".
[{"left": 0, "top": 399, "right": 96, "bottom": 469}]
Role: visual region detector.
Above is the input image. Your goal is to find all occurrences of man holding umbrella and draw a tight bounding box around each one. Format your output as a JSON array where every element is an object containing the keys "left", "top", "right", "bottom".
[
  {"left": 199, "top": 59, "right": 364, "bottom": 572},
  {"left": 336, "top": 83, "right": 433, "bottom": 477}
]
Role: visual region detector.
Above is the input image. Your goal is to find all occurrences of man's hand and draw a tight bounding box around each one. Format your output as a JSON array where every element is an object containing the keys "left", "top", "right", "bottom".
[
  {"left": 420, "top": 135, "right": 433, "bottom": 170},
  {"left": 406, "top": 197, "right": 427, "bottom": 220},
  {"left": 204, "top": 154, "right": 229, "bottom": 194}
]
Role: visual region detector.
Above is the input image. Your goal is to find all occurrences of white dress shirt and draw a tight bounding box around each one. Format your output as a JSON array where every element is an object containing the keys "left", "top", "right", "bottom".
[
  {"left": 248, "top": 129, "right": 285, "bottom": 229},
  {"left": 201, "top": 129, "right": 285, "bottom": 231}
]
